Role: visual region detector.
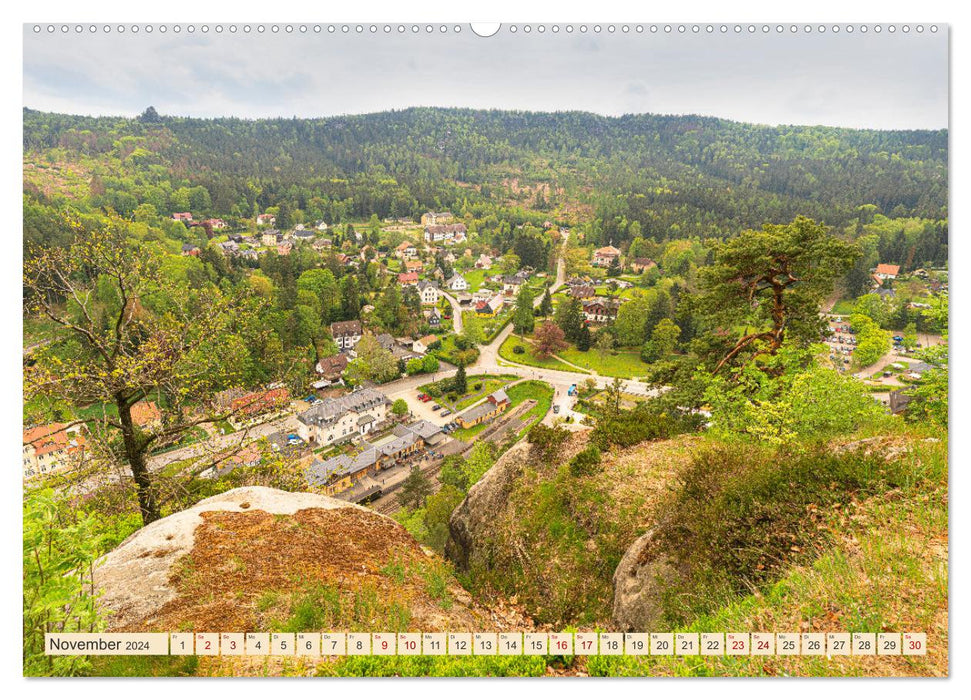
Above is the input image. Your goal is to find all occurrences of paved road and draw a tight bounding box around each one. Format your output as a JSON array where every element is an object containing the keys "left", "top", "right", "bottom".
[
  {"left": 148, "top": 234, "right": 608, "bottom": 472},
  {"left": 439, "top": 291, "right": 464, "bottom": 334}
]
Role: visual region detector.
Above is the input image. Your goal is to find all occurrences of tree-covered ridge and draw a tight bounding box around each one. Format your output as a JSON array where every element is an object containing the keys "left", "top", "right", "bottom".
[{"left": 24, "top": 107, "right": 947, "bottom": 244}]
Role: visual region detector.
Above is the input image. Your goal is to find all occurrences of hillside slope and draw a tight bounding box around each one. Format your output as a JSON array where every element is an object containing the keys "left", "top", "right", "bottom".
[{"left": 446, "top": 429, "right": 948, "bottom": 677}]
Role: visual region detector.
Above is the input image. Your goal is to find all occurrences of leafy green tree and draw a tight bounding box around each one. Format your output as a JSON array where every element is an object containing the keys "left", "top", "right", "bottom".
[
  {"left": 499, "top": 253, "right": 521, "bottom": 275},
  {"left": 902, "top": 321, "right": 918, "bottom": 350},
  {"left": 422, "top": 485, "right": 466, "bottom": 551},
  {"left": 702, "top": 358, "right": 885, "bottom": 445},
  {"left": 854, "top": 293, "right": 890, "bottom": 327},
  {"left": 392, "top": 398, "right": 409, "bottom": 416},
  {"left": 595, "top": 329, "right": 615, "bottom": 360},
  {"left": 398, "top": 466, "right": 433, "bottom": 510},
  {"left": 641, "top": 318, "right": 681, "bottom": 363},
  {"left": 554, "top": 296, "right": 585, "bottom": 343},
  {"left": 439, "top": 455, "right": 470, "bottom": 492},
  {"left": 698, "top": 217, "right": 859, "bottom": 373},
  {"left": 24, "top": 215, "right": 261, "bottom": 525},
  {"left": 850, "top": 313, "right": 891, "bottom": 367},
  {"left": 422, "top": 354, "right": 440, "bottom": 373},
  {"left": 569, "top": 445, "right": 602, "bottom": 477},
  {"left": 462, "top": 315, "right": 484, "bottom": 346},
  {"left": 512, "top": 286, "right": 535, "bottom": 335},
  {"left": 346, "top": 334, "right": 399, "bottom": 384}
]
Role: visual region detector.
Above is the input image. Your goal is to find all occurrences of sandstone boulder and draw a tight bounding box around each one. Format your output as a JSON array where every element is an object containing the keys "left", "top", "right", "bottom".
[{"left": 611, "top": 529, "right": 678, "bottom": 631}]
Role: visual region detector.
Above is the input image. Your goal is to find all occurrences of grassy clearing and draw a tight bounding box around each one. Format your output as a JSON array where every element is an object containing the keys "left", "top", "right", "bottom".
[
  {"left": 505, "top": 380, "right": 555, "bottom": 431},
  {"left": 460, "top": 266, "right": 499, "bottom": 291},
  {"left": 558, "top": 347, "right": 650, "bottom": 379},
  {"left": 831, "top": 298, "right": 858, "bottom": 315},
  {"left": 498, "top": 334, "right": 577, "bottom": 372}
]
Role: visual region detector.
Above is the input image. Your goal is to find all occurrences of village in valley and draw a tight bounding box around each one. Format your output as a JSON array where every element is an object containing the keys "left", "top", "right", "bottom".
[
  {"left": 21, "top": 100, "right": 949, "bottom": 678},
  {"left": 23, "top": 201, "right": 947, "bottom": 515},
  {"left": 23, "top": 205, "right": 671, "bottom": 509}
]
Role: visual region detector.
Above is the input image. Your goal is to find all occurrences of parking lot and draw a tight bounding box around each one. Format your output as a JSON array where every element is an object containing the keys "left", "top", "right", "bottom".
[{"left": 824, "top": 316, "right": 857, "bottom": 371}]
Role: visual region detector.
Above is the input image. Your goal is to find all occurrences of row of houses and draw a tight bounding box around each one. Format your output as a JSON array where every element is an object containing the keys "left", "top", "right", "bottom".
[
  {"left": 305, "top": 419, "right": 446, "bottom": 496},
  {"left": 423, "top": 223, "right": 468, "bottom": 246}
]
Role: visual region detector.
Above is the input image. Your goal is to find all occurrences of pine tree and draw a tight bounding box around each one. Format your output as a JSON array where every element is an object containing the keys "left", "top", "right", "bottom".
[
  {"left": 513, "top": 286, "right": 535, "bottom": 335},
  {"left": 399, "top": 466, "right": 433, "bottom": 509},
  {"left": 453, "top": 364, "right": 467, "bottom": 394},
  {"left": 577, "top": 323, "right": 592, "bottom": 351},
  {"left": 555, "top": 296, "right": 585, "bottom": 343},
  {"left": 539, "top": 288, "right": 553, "bottom": 317}
]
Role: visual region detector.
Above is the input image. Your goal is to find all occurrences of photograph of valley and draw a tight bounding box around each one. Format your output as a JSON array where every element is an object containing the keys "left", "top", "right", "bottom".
[{"left": 21, "top": 23, "right": 948, "bottom": 678}]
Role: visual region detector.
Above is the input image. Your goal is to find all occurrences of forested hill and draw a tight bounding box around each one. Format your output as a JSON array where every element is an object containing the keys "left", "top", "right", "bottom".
[{"left": 23, "top": 107, "right": 948, "bottom": 244}]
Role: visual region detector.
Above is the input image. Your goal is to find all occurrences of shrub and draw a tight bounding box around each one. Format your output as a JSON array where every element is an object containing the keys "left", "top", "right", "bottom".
[
  {"left": 527, "top": 423, "right": 569, "bottom": 461},
  {"left": 569, "top": 445, "right": 602, "bottom": 477},
  {"left": 650, "top": 443, "right": 911, "bottom": 626},
  {"left": 512, "top": 344, "right": 525, "bottom": 355},
  {"left": 590, "top": 403, "right": 701, "bottom": 450},
  {"left": 24, "top": 489, "right": 106, "bottom": 676}
]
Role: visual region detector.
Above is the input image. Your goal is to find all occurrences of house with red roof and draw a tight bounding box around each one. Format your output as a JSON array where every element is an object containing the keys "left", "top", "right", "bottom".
[
  {"left": 23, "top": 423, "right": 87, "bottom": 481},
  {"left": 398, "top": 271, "right": 419, "bottom": 286}
]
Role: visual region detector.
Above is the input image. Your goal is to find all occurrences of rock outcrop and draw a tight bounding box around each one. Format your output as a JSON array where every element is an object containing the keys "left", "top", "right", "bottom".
[
  {"left": 610, "top": 529, "right": 678, "bottom": 631},
  {"left": 92, "top": 486, "right": 486, "bottom": 632},
  {"left": 445, "top": 440, "right": 532, "bottom": 570}
]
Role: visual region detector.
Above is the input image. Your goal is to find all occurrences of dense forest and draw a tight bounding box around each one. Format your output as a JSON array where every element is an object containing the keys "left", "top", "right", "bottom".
[{"left": 24, "top": 107, "right": 948, "bottom": 253}]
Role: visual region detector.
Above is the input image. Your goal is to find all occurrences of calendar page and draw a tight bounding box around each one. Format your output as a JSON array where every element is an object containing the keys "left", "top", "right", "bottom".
[{"left": 20, "top": 14, "right": 949, "bottom": 682}]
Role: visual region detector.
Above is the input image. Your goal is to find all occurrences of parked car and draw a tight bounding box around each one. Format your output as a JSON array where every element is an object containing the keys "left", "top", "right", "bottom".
[
  {"left": 440, "top": 409, "right": 452, "bottom": 417},
  {"left": 431, "top": 404, "right": 441, "bottom": 411},
  {"left": 552, "top": 405, "right": 561, "bottom": 414}
]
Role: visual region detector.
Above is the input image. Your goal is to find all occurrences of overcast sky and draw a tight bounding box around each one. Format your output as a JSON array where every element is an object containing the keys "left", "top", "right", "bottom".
[{"left": 22, "top": 25, "right": 949, "bottom": 130}]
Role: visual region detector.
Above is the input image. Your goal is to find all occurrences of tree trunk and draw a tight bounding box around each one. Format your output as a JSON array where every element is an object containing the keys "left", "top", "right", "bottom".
[{"left": 117, "top": 397, "right": 161, "bottom": 525}]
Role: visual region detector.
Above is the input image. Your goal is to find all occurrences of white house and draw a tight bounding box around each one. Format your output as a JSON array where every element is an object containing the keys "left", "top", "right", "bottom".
[
  {"left": 417, "top": 280, "right": 440, "bottom": 305},
  {"left": 330, "top": 320, "right": 363, "bottom": 351},
  {"left": 296, "top": 387, "right": 391, "bottom": 446},
  {"left": 446, "top": 274, "right": 470, "bottom": 292},
  {"left": 395, "top": 241, "right": 418, "bottom": 260},
  {"left": 412, "top": 335, "right": 439, "bottom": 354}
]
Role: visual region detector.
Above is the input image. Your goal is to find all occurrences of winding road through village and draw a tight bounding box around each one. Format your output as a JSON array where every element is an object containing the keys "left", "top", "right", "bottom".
[{"left": 148, "top": 235, "right": 654, "bottom": 474}]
